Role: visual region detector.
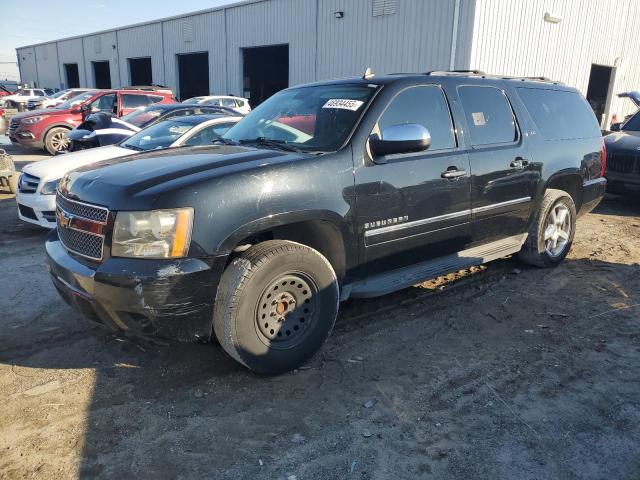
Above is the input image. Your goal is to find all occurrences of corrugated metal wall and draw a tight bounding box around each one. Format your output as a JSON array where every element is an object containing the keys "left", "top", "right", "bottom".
[
  {"left": 33, "top": 44, "right": 61, "bottom": 89},
  {"left": 162, "top": 10, "right": 226, "bottom": 97},
  {"left": 117, "top": 23, "right": 164, "bottom": 86},
  {"left": 57, "top": 38, "right": 86, "bottom": 87},
  {"left": 82, "top": 31, "right": 120, "bottom": 88},
  {"left": 469, "top": 0, "right": 640, "bottom": 122},
  {"left": 225, "top": 0, "right": 317, "bottom": 94},
  {"left": 15, "top": 0, "right": 469, "bottom": 96},
  {"left": 16, "top": 48, "right": 37, "bottom": 87}
]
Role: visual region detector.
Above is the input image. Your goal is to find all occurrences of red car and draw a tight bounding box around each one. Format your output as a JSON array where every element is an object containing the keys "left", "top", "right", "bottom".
[{"left": 9, "top": 88, "right": 176, "bottom": 154}]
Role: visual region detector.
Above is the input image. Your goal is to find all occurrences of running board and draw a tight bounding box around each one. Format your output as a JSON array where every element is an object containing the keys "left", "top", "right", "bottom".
[{"left": 341, "top": 233, "right": 527, "bottom": 301}]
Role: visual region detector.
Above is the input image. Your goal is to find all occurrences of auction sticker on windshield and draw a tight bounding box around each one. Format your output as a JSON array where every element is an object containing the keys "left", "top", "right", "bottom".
[{"left": 322, "top": 99, "right": 364, "bottom": 111}]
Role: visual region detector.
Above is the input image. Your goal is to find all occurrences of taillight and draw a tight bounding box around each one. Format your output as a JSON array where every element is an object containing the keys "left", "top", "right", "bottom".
[
  {"left": 600, "top": 139, "right": 607, "bottom": 177},
  {"left": 0, "top": 108, "right": 4, "bottom": 117}
]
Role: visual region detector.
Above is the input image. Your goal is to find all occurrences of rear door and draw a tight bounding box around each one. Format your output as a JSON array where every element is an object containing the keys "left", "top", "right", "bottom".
[
  {"left": 119, "top": 93, "right": 153, "bottom": 116},
  {"left": 457, "top": 85, "right": 538, "bottom": 244},
  {"left": 355, "top": 84, "right": 472, "bottom": 272}
]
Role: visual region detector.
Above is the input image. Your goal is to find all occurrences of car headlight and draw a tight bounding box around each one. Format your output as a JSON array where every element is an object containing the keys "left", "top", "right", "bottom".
[
  {"left": 22, "top": 116, "right": 43, "bottom": 125},
  {"left": 112, "top": 208, "right": 194, "bottom": 259},
  {"left": 40, "top": 179, "right": 60, "bottom": 195}
]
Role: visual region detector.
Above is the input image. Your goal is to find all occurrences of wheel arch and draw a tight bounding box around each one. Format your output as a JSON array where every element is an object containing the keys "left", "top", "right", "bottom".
[
  {"left": 544, "top": 171, "right": 583, "bottom": 211},
  {"left": 217, "top": 210, "right": 353, "bottom": 282}
]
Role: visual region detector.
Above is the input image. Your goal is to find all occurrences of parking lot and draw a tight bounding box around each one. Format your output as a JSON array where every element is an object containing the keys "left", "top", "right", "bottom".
[{"left": 0, "top": 138, "right": 638, "bottom": 479}]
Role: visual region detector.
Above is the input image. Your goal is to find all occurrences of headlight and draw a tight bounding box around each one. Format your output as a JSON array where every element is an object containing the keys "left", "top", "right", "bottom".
[
  {"left": 40, "top": 179, "right": 60, "bottom": 195},
  {"left": 112, "top": 208, "right": 194, "bottom": 259},
  {"left": 22, "top": 116, "right": 43, "bottom": 124}
]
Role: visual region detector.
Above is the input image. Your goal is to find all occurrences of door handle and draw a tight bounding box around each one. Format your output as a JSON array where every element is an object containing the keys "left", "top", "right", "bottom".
[
  {"left": 441, "top": 167, "right": 467, "bottom": 179},
  {"left": 510, "top": 157, "right": 529, "bottom": 169}
]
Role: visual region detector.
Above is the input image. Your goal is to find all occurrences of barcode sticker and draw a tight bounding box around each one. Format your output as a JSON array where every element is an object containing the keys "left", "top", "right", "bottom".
[
  {"left": 322, "top": 99, "right": 364, "bottom": 111},
  {"left": 471, "top": 111, "right": 486, "bottom": 126}
]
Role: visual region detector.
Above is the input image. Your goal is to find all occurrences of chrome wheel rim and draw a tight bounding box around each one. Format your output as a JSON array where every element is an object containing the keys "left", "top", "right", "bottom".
[
  {"left": 544, "top": 203, "right": 571, "bottom": 257},
  {"left": 255, "top": 273, "right": 317, "bottom": 348},
  {"left": 50, "top": 131, "right": 69, "bottom": 152}
]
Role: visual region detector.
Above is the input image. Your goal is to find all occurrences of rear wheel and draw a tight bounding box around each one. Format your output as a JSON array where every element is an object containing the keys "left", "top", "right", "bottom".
[
  {"left": 519, "top": 189, "right": 576, "bottom": 267},
  {"left": 44, "top": 127, "right": 70, "bottom": 155},
  {"left": 213, "top": 240, "right": 339, "bottom": 375}
]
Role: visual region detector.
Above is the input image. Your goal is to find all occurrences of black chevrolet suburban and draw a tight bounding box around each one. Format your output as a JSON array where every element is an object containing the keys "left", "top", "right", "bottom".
[{"left": 46, "top": 71, "right": 606, "bottom": 374}]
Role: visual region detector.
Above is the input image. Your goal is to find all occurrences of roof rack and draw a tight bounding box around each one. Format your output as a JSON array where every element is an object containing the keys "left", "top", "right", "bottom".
[{"left": 424, "top": 70, "right": 562, "bottom": 84}]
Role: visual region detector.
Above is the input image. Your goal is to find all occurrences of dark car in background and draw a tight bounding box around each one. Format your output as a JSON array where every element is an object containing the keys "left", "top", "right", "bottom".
[
  {"left": 67, "top": 103, "right": 241, "bottom": 151},
  {"left": 604, "top": 110, "right": 640, "bottom": 195}
]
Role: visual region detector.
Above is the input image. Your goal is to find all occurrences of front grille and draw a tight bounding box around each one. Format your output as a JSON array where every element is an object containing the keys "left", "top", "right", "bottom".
[
  {"left": 18, "top": 172, "right": 39, "bottom": 193},
  {"left": 42, "top": 211, "right": 56, "bottom": 222},
  {"left": 8, "top": 118, "right": 19, "bottom": 136},
  {"left": 18, "top": 204, "right": 38, "bottom": 220},
  {"left": 57, "top": 225, "right": 104, "bottom": 260},
  {"left": 27, "top": 101, "right": 41, "bottom": 110},
  {"left": 607, "top": 153, "right": 638, "bottom": 174},
  {"left": 56, "top": 193, "right": 109, "bottom": 260},
  {"left": 56, "top": 194, "right": 109, "bottom": 223}
]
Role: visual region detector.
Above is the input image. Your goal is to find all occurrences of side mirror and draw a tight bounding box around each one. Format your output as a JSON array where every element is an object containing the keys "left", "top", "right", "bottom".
[
  {"left": 610, "top": 122, "right": 621, "bottom": 132},
  {"left": 369, "top": 123, "right": 431, "bottom": 160},
  {"left": 80, "top": 103, "right": 90, "bottom": 112}
]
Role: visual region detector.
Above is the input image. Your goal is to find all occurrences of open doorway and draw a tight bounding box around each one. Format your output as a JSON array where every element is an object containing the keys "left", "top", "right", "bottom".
[
  {"left": 92, "top": 61, "right": 111, "bottom": 89},
  {"left": 177, "top": 52, "right": 209, "bottom": 101},
  {"left": 242, "top": 45, "right": 288, "bottom": 107},
  {"left": 586, "top": 64, "right": 614, "bottom": 127},
  {"left": 64, "top": 63, "right": 80, "bottom": 88},
  {"left": 128, "top": 57, "right": 152, "bottom": 86}
]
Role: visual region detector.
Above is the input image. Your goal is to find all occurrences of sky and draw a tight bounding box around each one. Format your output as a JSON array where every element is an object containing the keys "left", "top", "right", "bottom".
[{"left": 0, "top": 0, "right": 233, "bottom": 55}]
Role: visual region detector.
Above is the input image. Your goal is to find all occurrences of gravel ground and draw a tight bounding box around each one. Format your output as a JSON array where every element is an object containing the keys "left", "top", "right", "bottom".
[{"left": 1, "top": 139, "right": 639, "bottom": 479}]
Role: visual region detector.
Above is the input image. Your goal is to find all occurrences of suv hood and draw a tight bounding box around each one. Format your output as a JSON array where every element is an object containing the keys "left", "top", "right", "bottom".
[
  {"left": 22, "top": 145, "right": 134, "bottom": 183},
  {"left": 62, "top": 146, "right": 305, "bottom": 210},
  {"left": 604, "top": 131, "right": 640, "bottom": 151},
  {"left": 13, "top": 108, "right": 70, "bottom": 120}
]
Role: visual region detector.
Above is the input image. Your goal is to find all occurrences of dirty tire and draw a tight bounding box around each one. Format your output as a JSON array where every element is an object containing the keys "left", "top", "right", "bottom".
[
  {"left": 44, "top": 127, "right": 70, "bottom": 155},
  {"left": 519, "top": 188, "right": 576, "bottom": 267},
  {"left": 7, "top": 174, "right": 19, "bottom": 194},
  {"left": 213, "top": 240, "right": 339, "bottom": 375}
]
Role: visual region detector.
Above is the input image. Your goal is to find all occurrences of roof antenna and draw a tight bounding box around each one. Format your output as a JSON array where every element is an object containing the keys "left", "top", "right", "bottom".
[{"left": 362, "top": 67, "right": 375, "bottom": 79}]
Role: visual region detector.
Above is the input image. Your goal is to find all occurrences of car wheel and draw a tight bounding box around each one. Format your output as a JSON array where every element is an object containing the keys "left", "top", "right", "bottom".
[
  {"left": 213, "top": 240, "right": 339, "bottom": 375},
  {"left": 519, "top": 188, "right": 576, "bottom": 267},
  {"left": 44, "top": 127, "right": 70, "bottom": 155}
]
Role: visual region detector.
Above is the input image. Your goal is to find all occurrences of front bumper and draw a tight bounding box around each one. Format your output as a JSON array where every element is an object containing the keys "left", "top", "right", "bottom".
[
  {"left": 605, "top": 171, "right": 640, "bottom": 195},
  {"left": 13, "top": 128, "right": 44, "bottom": 149},
  {"left": 578, "top": 177, "right": 607, "bottom": 217},
  {"left": 46, "top": 231, "right": 228, "bottom": 342},
  {"left": 16, "top": 191, "right": 57, "bottom": 228}
]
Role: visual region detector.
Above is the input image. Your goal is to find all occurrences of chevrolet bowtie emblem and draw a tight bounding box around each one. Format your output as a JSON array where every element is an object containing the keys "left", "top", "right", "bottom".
[{"left": 57, "top": 209, "right": 73, "bottom": 228}]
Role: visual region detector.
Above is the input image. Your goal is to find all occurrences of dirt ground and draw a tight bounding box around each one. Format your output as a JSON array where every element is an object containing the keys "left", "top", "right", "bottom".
[{"left": 1, "top": 140, "right": 639, "bottom": 479}]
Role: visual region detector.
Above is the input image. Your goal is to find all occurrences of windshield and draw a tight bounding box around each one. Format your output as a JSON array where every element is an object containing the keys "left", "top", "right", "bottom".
[
  {"left": 223, "top": 83, "right": 378, "bottom": 152},
  {"left": 48, "top": 90, "right": 66, "bottom": 99},
  {"left": 55, "top": 91, "right": 95, "bottom": 110},
  {"left": 182, "top": 97, "right": 204, "bottom": 104},
  {"left": 121, "top": 119, "right": 195, "bottom": 151},
  {"left": 121, "top": 107, "right": 165, "bottom": 127}
]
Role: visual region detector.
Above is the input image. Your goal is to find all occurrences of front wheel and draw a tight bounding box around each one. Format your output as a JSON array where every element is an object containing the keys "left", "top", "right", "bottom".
[
  {"left": 519, "top": 189, "right": 576, "bottom": 267},
  {"left": 44, "top": 127, "right": 70, "bottom": 155},
  {"left": 213, "top": 240, "right": 339, "bottom": 375}
]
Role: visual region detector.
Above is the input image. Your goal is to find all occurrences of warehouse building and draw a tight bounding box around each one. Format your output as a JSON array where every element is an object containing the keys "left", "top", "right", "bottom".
[{"left": 15, "top": 0, "right": 640, "bottom": 126}]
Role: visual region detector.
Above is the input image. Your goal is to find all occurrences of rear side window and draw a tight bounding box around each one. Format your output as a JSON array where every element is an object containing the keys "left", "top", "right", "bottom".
[
  {"left": 122, "top": 94, "right": 153, "bottom": 109},
  {"left": 517, "top": 88, "right": 601, "bottom": 140},
  {"left": 458, "top": 86, "right": 517, "bottom": 146},
  {"left": 377, "top": 85, "right": 456, "bottom": 151}
]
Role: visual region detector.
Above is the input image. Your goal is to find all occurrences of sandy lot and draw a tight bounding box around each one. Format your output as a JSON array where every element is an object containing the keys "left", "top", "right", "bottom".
[{"left": 1, "top": 140, "right": 639, "bottom": 479}]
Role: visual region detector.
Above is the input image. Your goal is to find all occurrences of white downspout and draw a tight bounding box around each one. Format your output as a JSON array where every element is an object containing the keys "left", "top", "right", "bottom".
[{"left": 449, "top": 0, "right": 461, "bottom": 70}]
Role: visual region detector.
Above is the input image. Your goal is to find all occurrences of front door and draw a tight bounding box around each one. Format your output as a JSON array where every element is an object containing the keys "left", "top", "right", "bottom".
[
  {"left": 456, "top": 85, "right": 537, "bottom": 244},
  {"left": 354, "top": 85, "right": 472, "bottom": 275}
]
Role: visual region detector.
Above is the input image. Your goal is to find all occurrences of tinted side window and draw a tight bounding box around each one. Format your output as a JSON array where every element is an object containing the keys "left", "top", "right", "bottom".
[
  {"left": 122, "top": 94, "right": 152, "bottom": 109},
  {"left": 458, "top": 86, "right": 517, "bottom": 146},
  {"left": 517, "top": 88, "right": 601, "bottom": 140},
  {"left": 377, "top": 85, "right": 455, "bottom": 151}
]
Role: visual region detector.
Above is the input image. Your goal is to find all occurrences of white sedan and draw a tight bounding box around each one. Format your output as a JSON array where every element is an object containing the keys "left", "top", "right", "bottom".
[
  {"left": 16, "top": 114, "right": 241, "bottom": 228},
  {"left": 181, "top": 95, "right": 251, "bottom": 115}
]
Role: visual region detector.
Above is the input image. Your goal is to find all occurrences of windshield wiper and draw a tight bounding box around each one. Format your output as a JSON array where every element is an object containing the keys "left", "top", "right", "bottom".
[
  {"left": 238, "top": 137, "right": 302, "bottom": 153},
  {"left": 123, "top": 144, "right": 145, "bottom": 151},
  {"left": 212, "top": 137, "right": 238, "bottom": 146}
]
